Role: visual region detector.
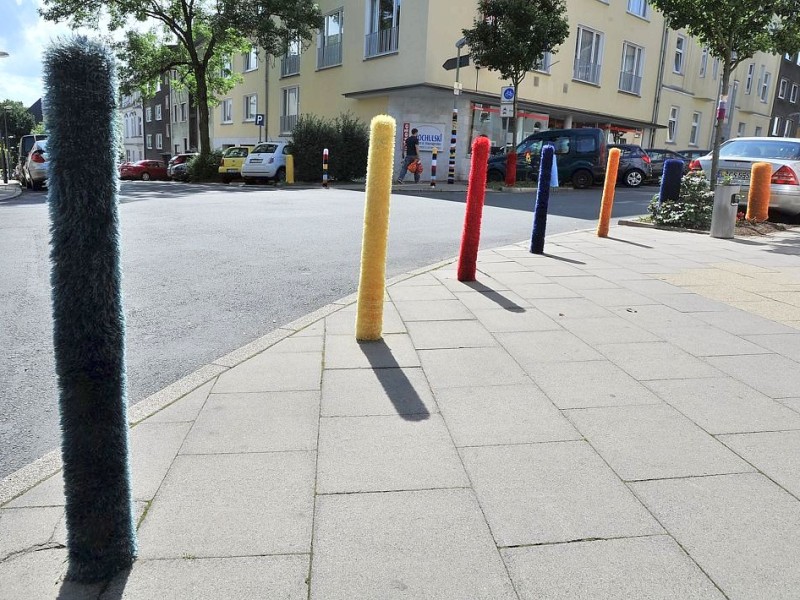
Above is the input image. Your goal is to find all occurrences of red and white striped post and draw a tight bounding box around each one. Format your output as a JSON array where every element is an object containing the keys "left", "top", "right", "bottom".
[
  {"left": 430, "top": 147, "right": 438, "bottom": 187},
  {"left": 448, "top": 109, "right": 458, "bottom": 184},
  {"left": 322, "top": 148, "right": 329, "bottom": 188}
]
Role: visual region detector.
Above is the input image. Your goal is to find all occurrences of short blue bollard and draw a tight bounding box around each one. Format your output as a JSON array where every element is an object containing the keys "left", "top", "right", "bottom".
[
  {"left": 659, "top": 159, "right": 684, "bottom": 205},
  {"left": 530, "top": 144, "right": 555, "bottom": 254}
]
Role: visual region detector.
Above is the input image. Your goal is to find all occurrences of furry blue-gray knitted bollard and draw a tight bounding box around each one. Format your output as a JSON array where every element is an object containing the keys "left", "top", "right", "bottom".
[
  {"left": 45, "top": 36, "right": 137, "bottom": 582},
  {"left": 530, "top": 144, "right": 555, "bottom": 254},
  {"left": 658, "top": 159, "right": 684, "bottom": 206}
]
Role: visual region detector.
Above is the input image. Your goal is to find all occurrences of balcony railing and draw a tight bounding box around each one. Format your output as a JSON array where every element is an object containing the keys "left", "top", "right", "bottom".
[
  {"left": 317, "top": 42, "right": 342, "bottom": 69},
  {"left": 573, "top": 60, "right": 602, "bottom": 85},
  {"left": 280, "top": 114, "right": 298, "bottom": 134},
  {"left": 281, "top": 54, "right": 300, "bottom": 77},
  {"left": 618, "top": 71, "right": 642, "bottom": 95},
  {"left": 365, "top": 26, "right": 399, "bottom": 58}
]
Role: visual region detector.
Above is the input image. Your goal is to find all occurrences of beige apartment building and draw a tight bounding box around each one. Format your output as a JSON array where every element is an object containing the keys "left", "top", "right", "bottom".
[{"left": 210, "top": 0, "right": 781, "bottom": 177}]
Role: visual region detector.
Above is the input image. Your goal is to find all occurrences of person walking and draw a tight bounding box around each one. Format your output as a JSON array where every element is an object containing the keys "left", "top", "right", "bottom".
[{"left": 397, "top": 128, "right": 421, "bottom": 184}]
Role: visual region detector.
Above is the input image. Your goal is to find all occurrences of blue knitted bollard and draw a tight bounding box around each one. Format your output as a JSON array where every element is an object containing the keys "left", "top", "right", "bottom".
[
  {"left": 659, "top": 158, "right": 684, "bottom": 206},
  {"left": 44, "top": 36, "right": 137, "bottom": 582},
  {"left": 530, "top": 144, "right": 555, "bottom": 254}
]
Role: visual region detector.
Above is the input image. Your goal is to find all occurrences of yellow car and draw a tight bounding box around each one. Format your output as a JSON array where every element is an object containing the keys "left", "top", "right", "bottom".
[{"left": 218, "top": 146, "right": 254, "bottom": 183}]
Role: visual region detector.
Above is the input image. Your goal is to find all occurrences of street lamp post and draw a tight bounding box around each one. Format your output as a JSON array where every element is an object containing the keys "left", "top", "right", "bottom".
[
  {"left": 1, "top": 51, "right": 9, "bottom": 184},
  {"left": 448, "top": 38, "right": 467, "bottom": 184}
]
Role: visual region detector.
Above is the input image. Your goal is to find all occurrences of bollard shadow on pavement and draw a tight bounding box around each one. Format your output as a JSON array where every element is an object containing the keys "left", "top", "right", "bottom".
[
  {"left": 542, "top": 253, "right": 586, "bottom": 265},
  {"left": 604, "top": 236, "right": 653, "bottom": 249},
  {"left": 463, "top": 281, "right": 526, "bottom": 313},
  {"left": 358, "top": 339, "right": 430, "bottom": 422},
  {"left": 56, "top": 567, "right": 130, "bottom": 599}
]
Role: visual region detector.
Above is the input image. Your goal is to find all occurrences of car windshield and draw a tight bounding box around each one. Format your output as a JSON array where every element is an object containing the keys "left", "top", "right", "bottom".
[
  {"left": 719, "top": 140, "right": 800, "bottom": 160},
  {"left": 253, "top": 143, "right": 279, "bottom": 154},
  {"left": 224, "top": 147, "right": 249, "bottom": 158}
]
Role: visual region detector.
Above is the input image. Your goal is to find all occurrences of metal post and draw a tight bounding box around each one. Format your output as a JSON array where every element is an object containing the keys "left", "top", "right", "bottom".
[
  {"left": 430, "top": 146, "right": 437, "bottom": 187},
  {"left": 322, "top": 148, "right": 329, "bottom": 188},
  {"left": 2, "top": 106, "right": 8, "bottom": 184}
]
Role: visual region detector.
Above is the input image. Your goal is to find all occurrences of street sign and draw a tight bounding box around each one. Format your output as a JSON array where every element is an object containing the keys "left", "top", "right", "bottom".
[
  {"left": 255, "top": 114, "right": 265, "bottom": 126},
  {"left": 500, "top": 105, "right": 514, "bottom": 117},
  {"left": 501, "top": 86, "right": 515, "bottom": 104},
  {"left": 442, "top": 55, "right": 470, "bottom": 71}
]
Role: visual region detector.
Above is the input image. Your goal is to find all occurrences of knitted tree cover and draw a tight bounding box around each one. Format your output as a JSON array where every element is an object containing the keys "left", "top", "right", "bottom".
[{"left": 44, "top": 36, "right": 137, "bottom": 582}]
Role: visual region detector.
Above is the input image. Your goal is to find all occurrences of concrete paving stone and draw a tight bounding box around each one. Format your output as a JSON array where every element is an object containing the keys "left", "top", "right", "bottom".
[
  {"left": 321, "top": 367, "right": 436, "bottom": 417},
  {"left": 476, "top": 250, "right": 516, "bottom": 263},
  {"left": 502, "top": 535, "right": 726, "bottom": 600},
  {"left": 612, "top": 304, "right": 708, "bottom": 335},
  {"left": 598, "top": 341, "right": 722, "bottom": 381},
  {"left": 311, "top": 489, "right": 518, "bottom": 600},
  {"left": 759, "top": 290, "right": 800, "bottom": 306},
  {"left": 649, "top": 377, "right": 800, "bottom": 434},
  {"left": 146, "top": 380, "right": 213, "bottom": 424},
  {"left": 744, "top": 332, "right": 800, "bottom": 362},
  {"left": 212, "top": 351, "right": 322, "bottom": 393},
  {"left": 476, "top": 260, "right": 534, "bottom": 273},
  {"left": 496, "top": 330, "right": 605, "bottom": 370},
  {"left": 418, "top": 347, "right": 530, "bottom": 389},
  {"left": 316, "top": 414, "right": 467, "bottom": 494},
  {"left": 392, "top": 273, "right": 442, "bottom": 286},
  {"left": 718, "top": 431, "right": 800, "bottom": 498},
  {"left": 0, "top": 549, "right": 100, "bottom": 600},
  {"left": 433, "top": 271, "right": 511, "bottom": 292},
  {"left": 461, "top": 441, "right": 662, "bottom": 546},
  {"left": 577, "top": 287, "right": 657, "bottom": 307},
  {"left": 180, "top": 391, "right": 319, "bottom": 454},
  {"left": 510, "top": 282, "right": 582, "bottom": 299},
  {"left": 294, "top": 321, "right": 325, "bottom": 336},
  {"left": 406, "top": 319, "right": 498, "bottom": 350},
  {"left": 393, "top": 299, "right": 476, "bottom": 322},
  {"left": 266, "top": 334, "right": 324, "bottom": 353},
  {"left": 486, "top": 270, "right": 553, "bottom": 287},
  {"left": 729, "top": 299, "right": 800, "bottom": 322},
  {"left": 452, "top": 289, "right": 531, "bottom": 311},
  {"left": 580, "top": 267, "right": 650, "bottom": 282},
  {"left": 509, "top": 260, "right": 585, "bottom": 277},
  {"left": 696, "top": 309, "right": 799, "bottom": 335},
  {"left": 326, "top": 304, "right": 406, "bottom": 334},
  {"left": 324, "top": 333, "right": 420, "bottom": 369},
  {"left": 531, "top": 297, "right": 617, "bottom": 319},
  {"left": 551, "top": 275, "right": 622, "bottom": 291},
  {"left": 387, "top": 285, "right": 457, "bottom": 302},
  {"left": 0, "top": 506, "right": 63, "bottom": 559},
  {"left": 650, "top": 293, "right": 734, "bottom": 313},
  {"left": 559, "top": 316, "right": 660, "bottom": 345},
  {"left": 706, "top": 353, "right": 800, "bottom": 399},
  {"left": 685, "top": 286, "right": 770, "bottom": 303},
  {"left": 469, "top": 306, "right": 560, "bottom": 332},
  {"left": 530, "top": 360, "right": 662, "bottom": 409},
  {"left": 657, "top": 325, "right": 771, "bottom": 357},
  {"left": 659, "top": 269, "right": 747, "bottom": 286},
  {"left": 101, "top": 555, "right": 309, "bottom": 600},
  {"left": 781, "top": 397, "right": 800, "bottom": 413},
  {"left": 784, "top": 320, "right": 800, "bottom": 330},
  {"left": 565, "top": 404, "right": 752, "bottom": 481},
  {"left": 130, "top": 422, "right": 193, "bottom": 501},
  {"left": 136, "top": 452, "right": 314, "bottom": 558},
  {"left": 435, "top": 384, "right": 580, "bottom": 446},
  {"left": 711, "top": 262, "right": 780, "bottom": 275},
  {"left": 6, "top": 472, "right": 65, "bottom": 508},
  {"left": 620, "top": 279, "right": 693, "bottom": 296},
  {"left": 631, "top": 473, "right": 800, "bottom": 600}
]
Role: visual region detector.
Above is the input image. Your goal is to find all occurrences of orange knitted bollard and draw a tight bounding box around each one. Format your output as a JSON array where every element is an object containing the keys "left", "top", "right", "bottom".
[
  {"left": 597, "top": 148, "right": 621, "bottom": 237},
  {"left": 746, "top": 162, "right": 771, "bottom": 222}
]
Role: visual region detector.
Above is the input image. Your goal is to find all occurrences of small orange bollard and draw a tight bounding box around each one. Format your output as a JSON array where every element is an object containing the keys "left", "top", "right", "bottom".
[
  {"left": 597, "top": 148, "right": 621, "bottom": 237},
  {"left": 746, "top": 162, "right": 771, "bottom": 222}
]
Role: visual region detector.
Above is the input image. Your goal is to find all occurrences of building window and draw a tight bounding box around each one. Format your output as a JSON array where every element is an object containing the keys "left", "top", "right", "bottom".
[
  {"left": 146, "top": 134, "right": 153, "bottom": 149},
  {"left": 137, "top": 116, "right": 142, "bottom": 136},
  {"left": 244, "top": 47, "right": 258, "bottom": 72},
  {"left": 785, "top": 119, "right": 794, "bottom": 137},
  {"left": 619, "top": 42, "right": 643, "bottom": 95},
  {"left": 318, "top": 9, "right": 344, "bottom": 68},
  {"left": 244, "top": 94, "right": 258, "bottom": 121},
  {"left": 755, "top": 126, "right": 763, "bottom": 136},
  {"left": 712, "top": 58, "right": 719, "bottom": 79},
  {"left": 281, "top": 86, "right": 299, "bottom": 134},
  {"left": 146, "top": 107, "right": 152, "bottom": 122},
  {"left": 156, "top": 133, "right": 163, "bottom": 150},
  {"left": 667, "top": 106, "right": 679, "bottom": 142},
  {"left": 760, "top": 70, "right": 771, "bottom": 102},
  {"left": 772, "top": 116, "right": 782, "bottom": 136},
  {"left": 689, "top": 112, "right": 701, "bottom": 145},
  {"left": 155, "top": 104, "right": 162, "bottom": 120},
  {"left": 745, "top": 63, "right": 755, "bottom": 94},
  {"left": 627, "top": 0, "right": 647, "bottom": 18},
  {"left": 365, "top": 0, "right": 400, "bottom": 57},
  {"left": 791, "top": 84, "right": 798, "bottom": 103},
  {"left": 698, "top": 47, "right": 708, "bottom": 77},
  {"left": 173, "top": 104, "right": 178, "bottom": 123},
  {"left": 779, "top": 78, "right": 789, "bottom": 99},
  {"left": 180, "top": 102, "right": 187, "bottom": 122},
  {"left": 221, "top": 56, "right": 232, "bottom": 77},
  {"left": 737, "top": 122, "right": 746, "bottom": 137},
  {"left": 222, "top": 99, "right": 233, "bottom": 123},
  {"left": 673, "top": 35, "right": 685, "bottom": 74},
  {"left": 534, "top": 52, "right": 553, "bottom": 74},
  {"left": 281, "top": 38, "right": 301, "bottom": 77},
  {"left": 574, "top": 26, "right": 603, "bottom": 85},
  {"left": 166, "top": 124, "right": 170, "bottom": 139},
  {"left": 155, "top": 79, "right": 161, "bottom": 93}
]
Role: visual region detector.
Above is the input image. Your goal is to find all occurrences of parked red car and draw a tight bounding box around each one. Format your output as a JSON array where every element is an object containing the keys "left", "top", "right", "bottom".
[{"left": 119, "top": 160, "right": 169, "bottom": 181}]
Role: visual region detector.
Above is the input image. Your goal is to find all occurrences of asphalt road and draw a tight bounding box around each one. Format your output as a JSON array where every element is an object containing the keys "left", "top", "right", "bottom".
[{"left": 0, "top": 181, "right": 654, "bottom": 477}]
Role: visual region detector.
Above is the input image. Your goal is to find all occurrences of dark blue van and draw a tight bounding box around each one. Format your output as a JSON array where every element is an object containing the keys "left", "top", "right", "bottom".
[{"left": 487, "top": 127, "right": 607, "bottom": 188}]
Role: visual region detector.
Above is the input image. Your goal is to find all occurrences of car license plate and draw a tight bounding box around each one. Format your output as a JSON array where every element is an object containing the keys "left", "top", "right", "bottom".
[
  {"left": 227, "top": 168, "right": 238, "bottom": 173},
  {"left": 718, "top": 170, "right": 750, "bottom": 185},
  {"left": 249, "top": 159, "right": 262, "bottom": 163}
]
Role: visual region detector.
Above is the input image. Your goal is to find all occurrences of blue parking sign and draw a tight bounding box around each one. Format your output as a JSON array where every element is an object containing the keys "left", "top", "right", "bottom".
[{"left": 255, "top": 114, "right": 265, "bottom": 126}]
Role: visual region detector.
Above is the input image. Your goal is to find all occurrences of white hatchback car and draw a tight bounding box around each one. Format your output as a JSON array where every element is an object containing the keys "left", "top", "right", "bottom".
[
  {"left": 241, "top": 141, "right": 290, "bottom": 183},
  {"left": 22, "top": 139, "right": 49, "bottom": 190},
  {"left": 689, "top": 137, "right": 800, "bottom": 214}
]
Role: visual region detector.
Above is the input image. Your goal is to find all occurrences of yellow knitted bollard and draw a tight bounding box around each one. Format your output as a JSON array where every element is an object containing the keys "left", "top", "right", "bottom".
[
  {"left": 597, "top": 147, "right": 621, "bottom": 237},
  {"left": 356, "top": 115, "right": 396, "bottom": 341},
  {"left": 746, "top": 162, "right": 771, "bottom": 222}
]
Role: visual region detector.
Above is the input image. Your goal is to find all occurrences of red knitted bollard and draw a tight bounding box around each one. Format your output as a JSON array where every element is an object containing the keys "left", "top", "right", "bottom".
[
  {"left": 505, "top": 152, "right": 517, "bottom": 186},
  {"left": 457, "top": 136, "right": 491, "bottom": 281}
]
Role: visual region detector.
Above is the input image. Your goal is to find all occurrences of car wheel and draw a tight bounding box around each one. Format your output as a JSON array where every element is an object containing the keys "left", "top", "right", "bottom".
[
  {"left": 571, "top": 169, "right": 593, "bottom": 189},
  {"left": 243, "top": 177, "right": 255, "bottom": 185},
  {"left": 31, "top": 179, "right": 43, "bottom": 191},
  {"left": 275, "top": 167, "right": 286, "bottom": 183},
  {"left": 221, "top": 176, "right": 232, "bottom": 184},
  {"left": 487, "top": 169, "right": 504, "bottom": 183},
  {"left": 141, "top": 172, "right": 151, "bottom": 181},
  {"left": 624, "top": 169, "right": 644, "bottom": 187}
]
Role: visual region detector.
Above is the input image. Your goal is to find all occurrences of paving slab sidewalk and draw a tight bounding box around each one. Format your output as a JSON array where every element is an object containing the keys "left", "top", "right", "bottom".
[{"left": 3, "top": 225, "right": 800, "bottom": 599}]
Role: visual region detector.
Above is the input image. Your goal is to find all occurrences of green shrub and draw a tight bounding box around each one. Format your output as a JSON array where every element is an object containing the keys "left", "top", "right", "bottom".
[
  {"left": 648, "top": 171, "right": 714, "bottom": 229},
  {"left": 288, "top": 112, "right": 369, "bottom": 182},
  {"left": 186, "top": 150, "right": 223, "bottom": 182}
]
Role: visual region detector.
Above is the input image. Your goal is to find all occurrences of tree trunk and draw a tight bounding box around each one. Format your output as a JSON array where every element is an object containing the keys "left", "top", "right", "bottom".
[
  {"left": 194, "top": 65, "right": 212, "bottom": 155},
  {"left": 710, "top": 50, "right": 733, "bottom": 191}
]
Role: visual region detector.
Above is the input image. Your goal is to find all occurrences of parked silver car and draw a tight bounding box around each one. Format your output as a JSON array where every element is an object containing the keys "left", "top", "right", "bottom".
[
  {"left": 689, "top": 137, "right": 800, "bottom": 214},
  {"left": 22, "top": 139, "right": 49, "bottom": 190},
  {"left": 241, "top": 141, "right": 290, "bottom": 183}
]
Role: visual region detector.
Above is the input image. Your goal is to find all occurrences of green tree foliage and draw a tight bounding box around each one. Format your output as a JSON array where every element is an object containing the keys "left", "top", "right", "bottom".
[
  {"left": 40, "top": 0, "right": 323, "bottom": 157},
  {"left": 289, "top": 112, "right": 369, "bottom": 183},
  {"left": 1, "top": 99, "right": 36, "bottom": 157},
  {"left": 463, "top": 0, "right": 569, "bottom": 144},
  {"left": 648, "top": 0, "right": 800, "bottom": 187}
]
